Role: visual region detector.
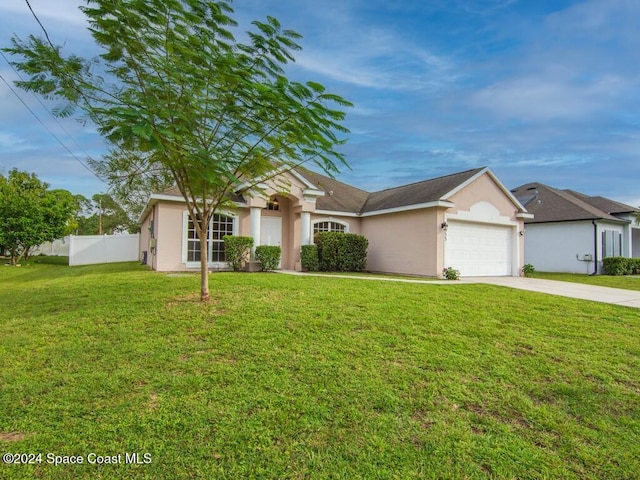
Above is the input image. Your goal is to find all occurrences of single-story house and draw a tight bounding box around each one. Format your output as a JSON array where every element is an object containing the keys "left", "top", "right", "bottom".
[
  {"left": 139, "top": 166, "right": 531, "bottom": 277},
  {"left": 511, "top": 183, "right": 640, "bottom": 274}
]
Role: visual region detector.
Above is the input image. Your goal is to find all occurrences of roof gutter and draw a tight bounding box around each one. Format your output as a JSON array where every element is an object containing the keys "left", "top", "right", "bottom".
[{"left": 592, "top": 220, "right": 598, "bottom": 275}]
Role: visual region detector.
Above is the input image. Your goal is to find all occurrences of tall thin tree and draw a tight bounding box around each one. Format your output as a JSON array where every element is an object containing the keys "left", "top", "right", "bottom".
[{"left": 5, "top": 0, "right": 352, "bottom": 300}]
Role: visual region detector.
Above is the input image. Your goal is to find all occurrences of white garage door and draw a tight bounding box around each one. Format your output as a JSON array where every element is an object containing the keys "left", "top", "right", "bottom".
[{"left": 445, "top": 221, "right": 513, "bottom": 276}]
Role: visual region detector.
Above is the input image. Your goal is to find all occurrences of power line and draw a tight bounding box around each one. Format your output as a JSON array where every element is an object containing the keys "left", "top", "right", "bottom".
[
  {"left": 0, "top": 50, "right": 98, "bottom": 166},
  {"left": 0, "top": 70, "right": 105, "bottom": 182},
  {"left": 0, "top": 1, "right": 107, "bottom": 184},
  {"left": 25, "top": 0, "right": 55, "bottom": 48}
]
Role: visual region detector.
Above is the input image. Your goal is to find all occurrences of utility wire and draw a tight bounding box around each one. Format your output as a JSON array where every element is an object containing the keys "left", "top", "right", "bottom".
[
  {"left": 1, "top": 50, "right": 98, "bottom": 166},
  {"left": 25, "top": 0, "right": 55, "bottom": 48},
  {"left": 1, "top": 1, "right": 107, "bottom": 184},
  {"left": 0, "top": 70, "right": 105, "bottom": 181}
]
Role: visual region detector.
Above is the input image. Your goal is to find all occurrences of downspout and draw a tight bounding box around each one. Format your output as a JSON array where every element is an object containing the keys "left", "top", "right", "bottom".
[{"left": 591, "top": 220, "right": 598, "bottom": 275}]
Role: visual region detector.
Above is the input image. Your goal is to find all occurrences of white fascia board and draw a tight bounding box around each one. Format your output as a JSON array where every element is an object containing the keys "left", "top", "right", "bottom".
[
  {"left": 517, "top": 213, "right": 535, "bottom": 219},
  {"left": 314, "top": 209, "right": 360, "bottom": 218},
  {"left": 360, "top": 200, "right": 455, "bottom": 218},
  {"left": 138, "top": 193, "right": 247, "bottom": 224},
  {"left": 303, "top": 188, "right": 325, "bottom": 199}
]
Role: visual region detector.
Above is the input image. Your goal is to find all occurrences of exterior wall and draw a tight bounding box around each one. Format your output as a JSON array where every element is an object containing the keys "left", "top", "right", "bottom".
[
  {"left": 155, "top": 202, "right": 191, "bottom": 272},
  {"left": 146, "top": 201, "right": 248, "bottom": 272},
  {"left": 362, "top": 209, "right": 438, "bottom": 276},
  {"left": 524, "top": 221, "right": 596, "bottom": 274},
  {"left": 139, "top": 211, "right": 152, "bottom": 267}
]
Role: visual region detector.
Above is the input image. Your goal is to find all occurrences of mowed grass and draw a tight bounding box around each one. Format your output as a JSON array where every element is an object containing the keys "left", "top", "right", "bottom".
[
  {"left": 534, "top": 271, "right": 640, "bottom": 291},
  {"left": 1, "top": 260, "right": 639, "bottom": 479}
]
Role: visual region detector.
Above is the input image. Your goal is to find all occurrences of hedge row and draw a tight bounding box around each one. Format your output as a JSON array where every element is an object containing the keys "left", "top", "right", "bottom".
[
  {"left": 305, "top": 232, "right": 368, "bottom": 272},
  {"left": 602, "top": 257, "right": 640, "bottom": 276}
]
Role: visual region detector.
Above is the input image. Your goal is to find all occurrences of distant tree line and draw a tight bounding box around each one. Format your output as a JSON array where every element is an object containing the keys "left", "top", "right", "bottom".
[{"left": 0, "top": 168, "right": 137, "bottom": 265}]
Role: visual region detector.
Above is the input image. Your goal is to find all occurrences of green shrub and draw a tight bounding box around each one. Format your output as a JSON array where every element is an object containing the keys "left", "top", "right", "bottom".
[
  {"left": 301, "top": 244, "right": 319, "bottom": 271},
  {"left": 223, "top": 236, "right": 253, "bottom": 271},
  {"left": 255, "top": 245, "right": 281, "bottom": 271},
  {"left": 442, "top": 267, "right": 460, "bottom": 280},
  {"left": 602, "top": 257, "right": 630, "bottom": 276},
  {"left": 630, "top": 258, "right": 640, "bottom": 275},
  {"left": 522, "top": 264, "right": 536, "bottom": 277},
  {"left": 315, "top": 232, "right": 368, "bottom": 272},
  {"left": 339, "top": 233, "right": 369, "bottom": 271}
]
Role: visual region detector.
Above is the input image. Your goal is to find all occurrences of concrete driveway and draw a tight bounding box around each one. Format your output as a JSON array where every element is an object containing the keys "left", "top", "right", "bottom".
[{"left": 461, "top": 276, "right": 640, "bottom": 309}]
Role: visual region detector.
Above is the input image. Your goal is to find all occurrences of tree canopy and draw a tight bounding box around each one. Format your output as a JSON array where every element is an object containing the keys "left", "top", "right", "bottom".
[
  {"left": 5, "top": 0, "right": 352, "bottom": 300},
  {"left": 0, "top": 169, "right": 76, "bottom": 265},
  {"left": 76, "top": 193, "right": 138, "bottom": 235}
]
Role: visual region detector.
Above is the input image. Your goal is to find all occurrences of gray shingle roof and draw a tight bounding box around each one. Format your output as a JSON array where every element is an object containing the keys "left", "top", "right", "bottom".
[
  {"left": 361, "top": 168, "right": 484, "bottom": 213},
  {"left": 157, "top": 166, "right": 509, "bottom": 216},
  {"left": 511, "top": 183, "right": 632, "bottom": 223},
  {"left": 295, "top": 167, "right": 370, "bottom": 213},
  {"left": 563, "top": 190, "right": 637, "bottom": 215},
  {"left": 296, "top": 167, "right": 487, "bottom": 214}
]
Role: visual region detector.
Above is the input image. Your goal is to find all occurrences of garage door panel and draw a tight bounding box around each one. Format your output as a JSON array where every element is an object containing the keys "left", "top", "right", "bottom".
[{"left": 445, "top": 221, "right": 512, "bottom": 276}]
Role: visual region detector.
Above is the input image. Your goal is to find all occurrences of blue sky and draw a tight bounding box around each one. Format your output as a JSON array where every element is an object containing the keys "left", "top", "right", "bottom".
[{"left": 1, "top": 0, "right": 639, "bottom": 207}]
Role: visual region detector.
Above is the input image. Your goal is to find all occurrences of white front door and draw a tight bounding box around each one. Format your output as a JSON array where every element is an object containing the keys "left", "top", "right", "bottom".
[{"left": 261, "top": 217, "right": 282, "bottom": 267}]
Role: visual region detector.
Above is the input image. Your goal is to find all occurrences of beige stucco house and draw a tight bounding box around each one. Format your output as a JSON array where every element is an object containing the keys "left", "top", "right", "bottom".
[{"left": 138, "top": 166, "right": 532, "bottom": 277}]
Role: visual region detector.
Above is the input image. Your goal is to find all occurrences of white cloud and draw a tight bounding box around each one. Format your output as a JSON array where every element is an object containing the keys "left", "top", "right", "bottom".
[
  {"left": 0, "top": 0, "right": 86, "bottom": 28},
  {"left": 0, "top": 132, "right": 35, "bottom": 152},
  {"left": 471, "top": 73, "right": 627, "bottom": 120}
]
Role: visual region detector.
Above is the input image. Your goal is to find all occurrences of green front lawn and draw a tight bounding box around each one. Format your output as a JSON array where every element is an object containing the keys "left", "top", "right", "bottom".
[
  {"left": 535, "top": 271, "right": 640, "bottom": 291},
  {"left": 1, "top": 261, "right": 639, "bottom": 479}
]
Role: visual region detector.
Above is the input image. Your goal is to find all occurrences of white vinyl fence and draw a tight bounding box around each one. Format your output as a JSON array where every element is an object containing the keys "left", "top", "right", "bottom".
[
  {"left": 31, "top": 236, "right": 71, "bottom": 256},
  {"left": 69, "top": 234, "right": 140, "bottom": 266}
]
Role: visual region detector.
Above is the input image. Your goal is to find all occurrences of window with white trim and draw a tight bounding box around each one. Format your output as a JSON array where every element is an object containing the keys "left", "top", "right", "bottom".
[
  {"left": 185, "top": 213, "right": 235, "bottom": 263},
  {"left": 313, "top": 220, "right": 347, "bottom": 234},
  {"left": 602, "top": 230, "right": 622, "bottom": 258}
]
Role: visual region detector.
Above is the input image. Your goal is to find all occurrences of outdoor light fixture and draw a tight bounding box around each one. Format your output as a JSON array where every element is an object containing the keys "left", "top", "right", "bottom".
[
  {"left": 440, "top": 222, "right": 448, "bottom": 231},
  {"left": 519, "top": 230, "right": 525, "bottom": 237}
]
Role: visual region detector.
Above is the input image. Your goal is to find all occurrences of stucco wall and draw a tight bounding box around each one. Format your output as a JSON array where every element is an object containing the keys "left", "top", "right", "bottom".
[
  {"left": 525, "top": 221, "right": 602, "bottom": 274},
  {"left": 155, "top": 202, "right": 189, "bottom": 272},
  {"left": 362, "top": 209, "right": 438, "bottom": 276}
]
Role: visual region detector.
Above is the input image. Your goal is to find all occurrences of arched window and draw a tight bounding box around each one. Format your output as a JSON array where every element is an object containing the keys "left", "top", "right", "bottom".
[{"left": 312, "top": 220, "right": 348, "bottom": 234}]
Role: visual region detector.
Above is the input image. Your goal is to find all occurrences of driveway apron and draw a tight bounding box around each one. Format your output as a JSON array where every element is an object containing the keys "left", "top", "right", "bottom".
[{"left": 461, "top": 277, "right": 640, "bottom": 309}]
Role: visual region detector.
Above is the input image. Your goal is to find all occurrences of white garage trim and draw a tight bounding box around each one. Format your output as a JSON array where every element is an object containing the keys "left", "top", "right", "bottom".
[{"left": 444, "top": 202, "right": 520, "bottom": 277}]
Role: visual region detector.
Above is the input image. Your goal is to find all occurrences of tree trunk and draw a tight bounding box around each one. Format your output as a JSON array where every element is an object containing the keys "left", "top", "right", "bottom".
[{"left": 199, "top": 219, "right": 210, "bottom": 302}]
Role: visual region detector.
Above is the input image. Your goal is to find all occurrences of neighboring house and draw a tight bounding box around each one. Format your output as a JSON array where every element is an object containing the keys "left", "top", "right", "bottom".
[
  {"left": 138, "top": 166, "right": 531, "bottom": 277},
  {"left": 511, "top": 183, "right": 640, "bottom": 274}
]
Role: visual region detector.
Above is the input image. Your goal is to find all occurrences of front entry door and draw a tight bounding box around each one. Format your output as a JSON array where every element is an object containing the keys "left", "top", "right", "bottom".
[{"left": 260, "top": 217, "right": 282, "bottom": 268}]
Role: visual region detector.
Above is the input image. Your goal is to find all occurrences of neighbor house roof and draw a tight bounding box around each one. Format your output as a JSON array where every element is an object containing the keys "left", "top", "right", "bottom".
[
  {"left": 511, "top": 183, "right": 633, "bottom": 224},
  {"left": 563, "top": 190, "right": 638, "bottom": 215}
]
